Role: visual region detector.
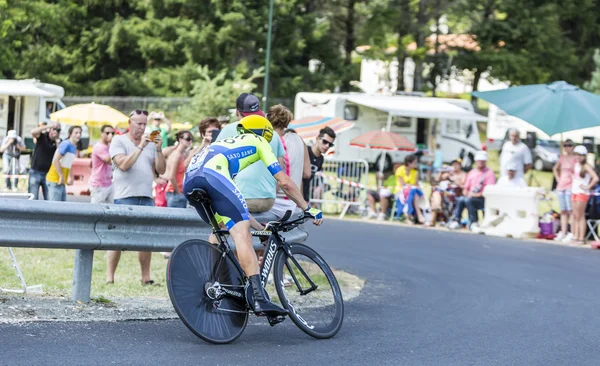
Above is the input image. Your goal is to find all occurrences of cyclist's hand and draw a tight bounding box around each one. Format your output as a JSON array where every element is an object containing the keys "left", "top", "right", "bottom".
[{"left": 305, "top": 206, "right": 323, "bottom": 226}]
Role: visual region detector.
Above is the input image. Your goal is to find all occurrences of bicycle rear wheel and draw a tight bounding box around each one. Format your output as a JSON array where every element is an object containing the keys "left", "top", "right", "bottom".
[
  {"left": 167, "top": 239, "right": 248, "bottom": 344},
  {"left": 273, "top": 243, "right": 344, "bottom": 339}
]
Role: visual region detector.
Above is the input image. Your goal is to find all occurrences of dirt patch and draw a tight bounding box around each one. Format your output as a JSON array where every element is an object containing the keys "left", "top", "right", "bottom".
[{"left": 0, "top": 269, "right": 364, "bottom": 324}]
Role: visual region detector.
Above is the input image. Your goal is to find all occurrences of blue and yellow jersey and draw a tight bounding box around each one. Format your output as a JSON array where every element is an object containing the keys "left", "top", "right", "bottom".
[{"left": 186, "top": 134, "right": 282, "bottom": 179}]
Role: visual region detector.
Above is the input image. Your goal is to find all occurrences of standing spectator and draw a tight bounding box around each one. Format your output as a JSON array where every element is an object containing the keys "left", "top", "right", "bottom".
[
  {"left": 214, "top": 93, "right": 285, "bottom": 213},
  {"left": 266, "top": 104, "right": 310, "bottom": 218},
  {"left": 500, "top": 128, "right": 532, "bottom": 178},
  {"left": 448, "top": 151, "right": 496, "bottom": 230},
  {"left": 302, "top": 127, "right": 337, "bottom": 205},
  {"left": 46, "top": 126, "right": 81, "bottom": 201},
  {"left": 496, "top": 161, "right": 527, "bottom": 188},
  {"left": 146, "top": 111, "right": 171, "bottom": 149},
  {"left": 107, "top": 110, "right": 166, "bottom": 286},
  {"left": 570, "top": 145, "right": 599, "bottom": 244},
  {"left": 1, "top": 130, "right": 26, "bottom": 191},
  {"left": 165, "top": 130, "right": 193, "bottom": 208},
  {"left": 89, "top": 124, "right": 115, "bottom": 204},
  {"left": 552, "top": 139, "right": 576, "bottom": 242},
  {"left": 182, "top": 117, "right": 222, "bottom": 168},
  {"left": 29, "top": 122, "right": 61, "bottom": 199}
]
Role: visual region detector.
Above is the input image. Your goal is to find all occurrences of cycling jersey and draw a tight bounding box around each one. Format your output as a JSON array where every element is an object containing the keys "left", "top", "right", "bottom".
[{"left": 183, "top": 134, "right": 282, "bottom": 229}]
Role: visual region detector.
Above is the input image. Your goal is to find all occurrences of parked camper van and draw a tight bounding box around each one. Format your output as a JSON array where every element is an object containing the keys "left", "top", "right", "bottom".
[
  {"left": 294, "top": 92, "right": 487, "bottom": 170},
  {"left": 0, "top": 79, "right": 89, "bottom": 149}
]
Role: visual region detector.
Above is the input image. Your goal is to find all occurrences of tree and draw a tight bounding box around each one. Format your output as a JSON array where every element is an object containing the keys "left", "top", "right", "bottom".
[
  {"left": 584, "top": 49, "right": 600, "bottom": 94},
  {"left": 178, "top": 65, "right": 264, "bottom": 121}
]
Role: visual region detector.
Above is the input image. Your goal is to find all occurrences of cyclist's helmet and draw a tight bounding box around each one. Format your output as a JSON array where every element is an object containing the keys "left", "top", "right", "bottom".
[{"left": 236, "top": 115, "right": 274, "bottom": 143}]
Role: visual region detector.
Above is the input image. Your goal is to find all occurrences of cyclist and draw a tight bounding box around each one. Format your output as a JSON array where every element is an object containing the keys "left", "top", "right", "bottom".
[{"left": 183, "top": 115, "right": 323, "bottom": 317}]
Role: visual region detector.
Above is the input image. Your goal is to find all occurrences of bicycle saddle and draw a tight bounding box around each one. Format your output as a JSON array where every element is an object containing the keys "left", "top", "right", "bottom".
[{"left": 186, "top": 188, "right": 211, "bottom": 204}]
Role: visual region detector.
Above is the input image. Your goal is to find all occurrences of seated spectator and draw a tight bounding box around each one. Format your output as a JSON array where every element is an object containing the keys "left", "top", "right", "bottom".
[
  {"left": 429, "top": 159, "right": 466, "bottom": 225},
  {"left": 395, "top": 154, "right": 425, "bottom": 224},
  {"left": 496, "top": 162, "right": 527, "bottom": 188},
  {"left": 448, "top": 151, "right": 496, "bottom": 230},
  {"left": 365, "top": 171, "right": 394, "bottom": 220}
]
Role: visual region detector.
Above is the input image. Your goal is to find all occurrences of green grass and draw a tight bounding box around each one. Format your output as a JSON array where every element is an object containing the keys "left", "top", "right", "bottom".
[{"left": 0, "top": 249, "right": 169, "bottom": 298}]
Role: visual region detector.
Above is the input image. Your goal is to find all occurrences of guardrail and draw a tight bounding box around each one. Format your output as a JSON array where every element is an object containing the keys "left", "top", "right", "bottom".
[{"left": 0, "top": 199, "right": 308, "bottom": 302}]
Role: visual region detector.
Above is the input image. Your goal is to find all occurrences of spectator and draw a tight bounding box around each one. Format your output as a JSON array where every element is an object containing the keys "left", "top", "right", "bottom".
[
  {"left": 46, "top": 126, "right": 81, "bottom": 201},
  {"left": 365, "top": 171, "right": 394, "bottom": 220},
  {"left": 89, "top": 124, "right": 114, "bottom": 204},
  {"left": 429, "top": 159, "right": 466, "bottom": 225},
  {"left": 182, "top": 117, "right": 222, "bottom": 169},
  {"left": 500, "top": 128, "right": 532, "bottom": 179},
  {"left": 214, "top": 93, "right": 285, "bottom": 213},
  {"left": 266, "top": 104, "right": 310, "bottom": 218},
  {"left": 1, "top": 130, "right": 26, "bottom": 191},
  {"left": 395, "top": 154, "right": 425, "bottom": 224},
  {"left": 496, "top": 161, "right": 527, "bottom": 188},
  {"left": 165, "top": 130, "right": 193, "bottom": 208},
  {"left": 29, "top": 123, "right": 61, "bottom": 199},
  {"left": 570, "top": 145, "right": 599, "bottom": 244},
  {"left": 302, "top": 127, "right": 337, "bottom": 206},
  {"left": 146, "top": 111, "right": 171, "bottom": 149},
  {"left": 107, "top": 109, "right": 166, "bottom": 286},
  {"left": 552, "top": 139, "right": 576, "bottom": 242},
  {"left": 448, "top": 151, "right": 496, "bottom": 230}
]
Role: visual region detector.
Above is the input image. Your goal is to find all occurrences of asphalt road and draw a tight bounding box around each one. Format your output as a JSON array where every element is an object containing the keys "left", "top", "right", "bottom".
[{"left": 2, "top": 219, "right": 600, "bottom": 365}]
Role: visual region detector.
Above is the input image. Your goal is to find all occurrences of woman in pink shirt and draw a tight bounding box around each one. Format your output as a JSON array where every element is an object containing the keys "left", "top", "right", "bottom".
[{"left": 552, "top": 139, "right": 576, "bottom": 242}]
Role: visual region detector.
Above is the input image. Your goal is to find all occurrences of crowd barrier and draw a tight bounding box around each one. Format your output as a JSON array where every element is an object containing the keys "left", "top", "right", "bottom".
[
  {"left": 478, "top": 185, "right": 545, "bottom": 238},
  {"left": 306, "top": 158, "right": 369, "bottom": 219}
]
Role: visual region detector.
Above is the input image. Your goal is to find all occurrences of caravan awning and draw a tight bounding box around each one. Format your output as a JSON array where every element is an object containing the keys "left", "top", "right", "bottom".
[
  {"left": 288, "top": 116, "right": 355, "bottom": 141},
  {"left": 345, "top": 95, "right": 488, "bottom": 121},
  {"left": 0, "top": 81, "right": 55, "bottom": 97}
]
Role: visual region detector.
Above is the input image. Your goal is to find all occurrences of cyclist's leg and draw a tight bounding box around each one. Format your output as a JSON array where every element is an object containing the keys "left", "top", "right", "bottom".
[{"left": 203, "top": 170, "right": 287, "bottom": 316}]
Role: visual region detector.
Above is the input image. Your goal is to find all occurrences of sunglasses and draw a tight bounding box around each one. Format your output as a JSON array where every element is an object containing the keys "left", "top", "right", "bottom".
[
  {"left": 129, "top": 109, "right": 149, "bottom": 117},
  {"left": 321, "top": 139, "right": 334, "bottom": 147},
  {"left": 104, "top": 131, "right": 114, "bottom": 135},
  {"left": 53, "top": 128, "right": 61, "bottom": 133},
  {"left": 564, "top": 144, "right": 574, "bottom": 147},
  {"left": 182, "top": 136, "right": 193, "bottom": 142}
]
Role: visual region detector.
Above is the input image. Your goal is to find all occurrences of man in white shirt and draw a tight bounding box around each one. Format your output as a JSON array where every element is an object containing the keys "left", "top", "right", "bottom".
[
  {"left": 500, "top": 128, "right": 532, "bottom": 179},
  {"left": 497, "top": 161, "right": 527, "bottom": 188}
]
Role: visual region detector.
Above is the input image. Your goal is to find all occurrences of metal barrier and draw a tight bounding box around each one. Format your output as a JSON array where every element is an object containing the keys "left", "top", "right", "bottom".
[
  {"left": 306, "top": 158, "right": 369, "bottom": 218},
  {"left": 0, "top": 199, "right": 308, "bottom": 302}
]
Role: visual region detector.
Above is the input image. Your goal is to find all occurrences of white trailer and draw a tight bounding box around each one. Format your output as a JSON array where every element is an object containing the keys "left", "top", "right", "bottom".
[
  {"left": 0, "top": 79, "right": 67, "bottom": 149},
  {"left": 294, "top": 92, "right": 488, "bottom": 170}
]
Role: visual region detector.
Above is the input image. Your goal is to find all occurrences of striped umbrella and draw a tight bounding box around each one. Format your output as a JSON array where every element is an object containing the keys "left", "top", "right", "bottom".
[
  {"left": 350, "top": 130, "right": 416, "bottom": 151},
  {"left": 288, "top": 116, "right": 355, "bottom": 142}
]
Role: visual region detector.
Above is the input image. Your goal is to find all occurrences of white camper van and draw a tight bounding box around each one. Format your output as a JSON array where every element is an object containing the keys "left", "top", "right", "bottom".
[
  {"left": 0, "top": 79, "right": 67, "bottom": 149},
  {"left": 294, "top": 92, "right": 487, "bottom": 170}
]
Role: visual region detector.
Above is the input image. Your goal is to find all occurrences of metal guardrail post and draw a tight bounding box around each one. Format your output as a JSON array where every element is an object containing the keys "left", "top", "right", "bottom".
[{"left": 72, "top": 249, "right": 94, "bottom": 302}]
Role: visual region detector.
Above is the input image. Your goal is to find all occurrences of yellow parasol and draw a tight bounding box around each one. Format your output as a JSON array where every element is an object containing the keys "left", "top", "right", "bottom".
[
  {"left": 49, "top": 102, "right": 129, "bottom": 128},
  {"left": 171, "top": 122, "right": 194, "bottom": 131}
]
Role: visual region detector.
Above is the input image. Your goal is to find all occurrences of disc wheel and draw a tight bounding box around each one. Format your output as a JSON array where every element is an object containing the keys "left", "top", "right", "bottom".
[{"left": 167, "top": 239, "right": 248, "bottom": 344}]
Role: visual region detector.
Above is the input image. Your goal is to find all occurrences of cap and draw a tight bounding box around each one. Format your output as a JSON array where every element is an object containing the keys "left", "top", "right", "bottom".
[
  {"left": 451, "top": 158, "right": 462, "bottom": 165},
  {"left": 7, "top": 130, "right": 17, "bottom": 138},
  {"left": 474, "top": 150, "right": 488, "bottom": 161},
  {"left": 236, "top": 93, "right": 265, "bottom": 117},
  {"left": 506, "top": 161, "right": 518, "bottom": 171},
  {"left": 574, "top": 145, "right": 588, "bottom": 155}
]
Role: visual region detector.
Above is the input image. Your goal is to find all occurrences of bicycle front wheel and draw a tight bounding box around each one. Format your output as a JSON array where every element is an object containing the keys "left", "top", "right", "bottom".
[
  {"left": 167, "top": 239, "right": 248, "bottom": 344},
  {"left": 273, "top": 243, "right": 344, "bottom": 339}
]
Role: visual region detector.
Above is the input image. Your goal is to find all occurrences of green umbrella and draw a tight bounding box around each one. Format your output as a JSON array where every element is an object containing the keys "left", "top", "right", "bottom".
[{"left": 472, "top": 81, "right": 600, "bottom": 136}]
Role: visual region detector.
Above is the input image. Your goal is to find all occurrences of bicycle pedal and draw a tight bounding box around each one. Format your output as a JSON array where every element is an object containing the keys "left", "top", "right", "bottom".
[{"left": 267, "top": 315, "right": 286, "bottom": 327}]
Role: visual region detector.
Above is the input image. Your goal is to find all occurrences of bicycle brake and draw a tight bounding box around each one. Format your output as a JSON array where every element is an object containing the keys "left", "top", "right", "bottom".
[{"left": 267, "top": 315, "right": 286, "bottom": 327}]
